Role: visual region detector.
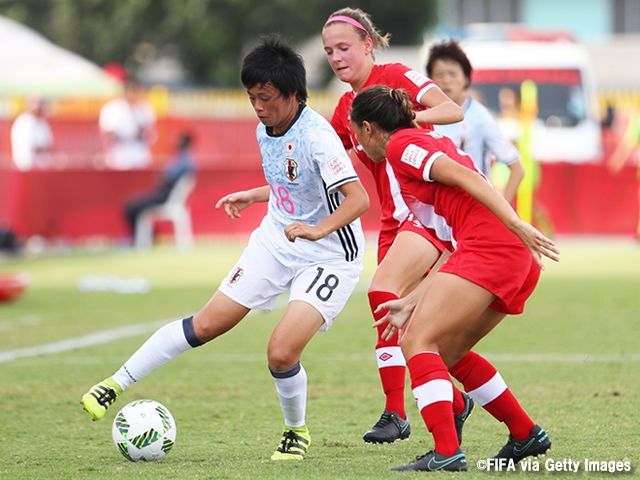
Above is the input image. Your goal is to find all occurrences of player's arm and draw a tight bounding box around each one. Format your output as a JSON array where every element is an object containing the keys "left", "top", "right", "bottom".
[
  {"left": 215, "top": 185, "right": 270, "bottom": 220},
  {"left": 608, "top": 118, "right": 639, "bottom": 174},
  {"left": 430, "top": 155, "right": 559, "bottom": 267},
  {"left": 501, "top": 160, "right": 525, "bottom": 204},
  {"left": 415, "top": 87, "right": 464, "bottom": 126},
  {"left": 482, "top": 109, "right": 524, "bottom": 203},
  {"left": 284, "top": 180, "right": 369, "bottom": 242}
]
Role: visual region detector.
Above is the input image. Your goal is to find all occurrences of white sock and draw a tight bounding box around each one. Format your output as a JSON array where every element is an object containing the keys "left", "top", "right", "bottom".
[
  {"left": 271, "top": 363, "right": 307, "bottom": 428},
  {"left": 113, "top": 318, "right": 197, "bottom": 390}
]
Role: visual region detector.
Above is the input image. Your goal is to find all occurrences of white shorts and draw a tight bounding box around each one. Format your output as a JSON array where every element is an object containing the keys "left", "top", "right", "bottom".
[{"left": 218, "top": 229, "right": 362, "bottom": 332}]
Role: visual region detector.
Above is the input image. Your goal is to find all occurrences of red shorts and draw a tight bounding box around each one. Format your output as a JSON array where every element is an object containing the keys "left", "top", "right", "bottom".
[
  {"left": 439, "top": 238, "right": 540, "bottom": 315},
  {"left": 377, "top": 213, "right": 445, "bottom": 265}
]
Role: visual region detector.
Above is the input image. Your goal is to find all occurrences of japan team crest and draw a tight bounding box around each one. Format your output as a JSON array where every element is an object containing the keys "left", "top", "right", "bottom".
[
  {"left": 229, "top": 267, "right": 244, "bottom": 284},
  {"left": 284, "top": 158, "right": 298, "bottom": 181}
]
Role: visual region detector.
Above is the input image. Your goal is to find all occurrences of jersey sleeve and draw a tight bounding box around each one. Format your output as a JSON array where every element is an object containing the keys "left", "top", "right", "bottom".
[
  {"left": 476, "top": 103, "right": 520, "bottom": 165},
  {"left": 330, "top": 95, "right": 353, "bottom": 151},
  {"left": 388, "top": 133, "right": 446, "bottom": 183},
  {"left": 382, "top": 63, "right": 440, "bottom": 106},
  {"left": 312, "top": 124, "right": 359, "bottom": 193}
]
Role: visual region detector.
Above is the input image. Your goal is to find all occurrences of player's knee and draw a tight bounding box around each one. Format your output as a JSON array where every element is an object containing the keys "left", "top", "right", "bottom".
[
  {"left": 369, "top": 265, "right": 399, "bottom": 291},
  {"left": 399, "top": 333, "right": 443, "bottom": 360},
  {"left": 267, "top": 343, "right": 300, "bottom": 371},
  {"left": 191, "top": 314, "right": 223, "bottom": 343},
  {"left": 441, "top": 348, "right": 470, "bottom": 368},
  {"left": 398, "top": 334, "right": 420, "bottom": 360}
]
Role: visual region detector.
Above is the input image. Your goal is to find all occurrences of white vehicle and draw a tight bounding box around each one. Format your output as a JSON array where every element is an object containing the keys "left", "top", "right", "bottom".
[{"left": 425, "top": 26, "right": 602, "bottom": 163}]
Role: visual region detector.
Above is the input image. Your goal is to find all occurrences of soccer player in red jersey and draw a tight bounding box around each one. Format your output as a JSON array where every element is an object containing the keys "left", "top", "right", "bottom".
[
  {"left": 322, "top": 7, "right": 465, "bottom": 444},
  {"left": 349, "top": 85, "right": 559, "bottom": 471}
]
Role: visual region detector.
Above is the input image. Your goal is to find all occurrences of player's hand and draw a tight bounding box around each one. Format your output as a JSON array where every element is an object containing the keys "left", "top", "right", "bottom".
[
  {"left": 372, "top": 298, "right": 415, "bottom": 342},
  {"left": 284, "top": 222, "right": 322, "bottom": 242},
  {"left": 215, "top": 191, "right": 253, "bottom": 219},
  {"left": 512, "top": 220, "right": 560, "bottom": 269}
]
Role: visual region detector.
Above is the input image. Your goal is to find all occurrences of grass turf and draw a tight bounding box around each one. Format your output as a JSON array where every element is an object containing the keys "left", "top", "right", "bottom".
[{"left": 0, "top": 237, "right": 638, "bottom": 479}]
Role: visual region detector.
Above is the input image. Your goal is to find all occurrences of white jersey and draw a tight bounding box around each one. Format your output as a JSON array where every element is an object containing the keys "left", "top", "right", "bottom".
[
  {"left": 435, "top": 96, "right": 520, "bottom": 177},
  {"left": 11, "top": 112, "right": 53, "bottom": 170},
  {"left": 99, "top": 97, "right": 156, "bottom": 169},
  {"left": 255, "top": 104, "right": 364, "bottom": 264}
]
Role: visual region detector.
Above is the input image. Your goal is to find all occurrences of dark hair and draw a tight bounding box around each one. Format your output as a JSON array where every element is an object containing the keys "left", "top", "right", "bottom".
[
  {"left": 178, "top": 133, "right": 192, "bottom": 150},
  {"left": 350, "top": 86, "right": 418, "bottom": 132},
  {"left": 426, "top": 39, "right": 473, "bottom": 87},
  {"left": 241, "top": 35, "right": 307, "bottom": 102}
]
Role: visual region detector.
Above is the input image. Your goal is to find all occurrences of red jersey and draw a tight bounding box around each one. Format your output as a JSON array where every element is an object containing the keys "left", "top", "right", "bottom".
[
  {"left": 330, "top": 63, "right": 439, "bottom": 232},
  {"left": 385, "top": 128, "right": 512, "bottom": 247},
  {"left": 385, "top": 128, "right": 539, "bottom": 314}
]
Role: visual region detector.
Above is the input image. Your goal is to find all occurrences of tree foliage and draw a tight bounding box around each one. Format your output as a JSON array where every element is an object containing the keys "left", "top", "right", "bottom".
[{"left": 0, "top": 0, "right": 438, "bottom": 86}]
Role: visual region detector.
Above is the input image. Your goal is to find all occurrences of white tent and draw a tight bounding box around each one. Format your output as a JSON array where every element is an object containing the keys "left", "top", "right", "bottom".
[{"left": 0, "top": 15, "right": 121, "bottom": 98}]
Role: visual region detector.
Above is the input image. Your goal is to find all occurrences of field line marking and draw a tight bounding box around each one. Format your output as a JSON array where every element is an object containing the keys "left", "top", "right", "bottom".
[
  {"left": 0, "top": 276, "right": 364, "bottom": 363},
  {"left": 0, "top": 292, "right": 295, "bottom": 364},
  {"left": 2, "top": 278, "right": 639, "bottom": 364},
  {"left": 3, "top": 321, "right": 640, "bottom": 365},
  {"left": 0, "top": 320, "right": 171, "bottom": 363}
]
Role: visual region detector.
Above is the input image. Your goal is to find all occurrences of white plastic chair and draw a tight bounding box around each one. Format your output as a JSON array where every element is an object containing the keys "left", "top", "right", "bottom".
[{"left": 135, "top": 174, "right": 196, "bottom": 251}]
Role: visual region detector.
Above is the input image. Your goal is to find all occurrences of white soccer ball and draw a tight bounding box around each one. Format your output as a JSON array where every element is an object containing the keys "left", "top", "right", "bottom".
[{"left": 112, "top": 399, "right": 177, "bottom": 462}]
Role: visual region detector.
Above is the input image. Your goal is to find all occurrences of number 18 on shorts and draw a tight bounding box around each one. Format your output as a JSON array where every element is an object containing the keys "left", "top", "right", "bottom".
[{"left": 218, "top": 231, "right": 362, "bottom": 332}]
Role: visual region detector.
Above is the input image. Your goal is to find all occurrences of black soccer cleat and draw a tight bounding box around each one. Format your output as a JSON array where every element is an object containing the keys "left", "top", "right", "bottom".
[
  {"left": 391, "top": 448, "right": 467, "bottom": 471},
  {"left": 454, "top": 391, "right": 474, "bottom": 445},
  {"left": 492, "top": 424, "right": 551, "bottom": 463},
  {"left": 363, "top": 409, "right": 411, "bottom": 444}
]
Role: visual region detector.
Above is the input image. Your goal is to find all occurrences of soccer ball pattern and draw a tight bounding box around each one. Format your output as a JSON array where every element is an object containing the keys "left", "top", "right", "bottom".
[{"left": 112, "top": 399, "right": 177, "bottom": 462}]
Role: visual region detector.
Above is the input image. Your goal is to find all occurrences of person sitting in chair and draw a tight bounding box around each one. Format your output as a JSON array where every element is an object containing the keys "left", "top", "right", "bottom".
[{"left": 124, "top": 133, "right": 195, "bottom": 241}]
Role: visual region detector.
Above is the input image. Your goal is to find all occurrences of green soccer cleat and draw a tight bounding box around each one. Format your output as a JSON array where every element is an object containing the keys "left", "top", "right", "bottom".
[
  {"left": 80, "top": 377, "right": 123, "bottom": 421},
  {"left": 271, "top": 425, "right": 311, "bottom": 460}
]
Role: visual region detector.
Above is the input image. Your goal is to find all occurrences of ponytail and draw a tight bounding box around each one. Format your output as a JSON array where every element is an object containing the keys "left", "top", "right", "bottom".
[{"left": 351, "top": 86, "right": 419, "bottom": 132}]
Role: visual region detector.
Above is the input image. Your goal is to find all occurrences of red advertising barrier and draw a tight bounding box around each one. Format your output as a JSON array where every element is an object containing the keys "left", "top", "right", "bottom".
[
  {"left": 0, "top": 161, "right": 637, "bottom": 242},
  {"left": 535, "top": 162, "right": 638, "bottom": 235}
]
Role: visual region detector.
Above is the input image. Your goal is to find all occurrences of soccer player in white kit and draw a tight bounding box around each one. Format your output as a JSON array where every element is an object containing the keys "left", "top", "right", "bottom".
[
  {"left": 426, "top": 40, "right": 525, "bottom": 204},
  {"left": 81, "top": 35, "right": 369, "bottom": 461}
]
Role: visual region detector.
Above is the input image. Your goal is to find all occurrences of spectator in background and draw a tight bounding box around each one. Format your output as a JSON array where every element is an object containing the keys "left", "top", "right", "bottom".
[
  {"left": 496, "top": 86, "right": 523, "bottom": 143},
  {"left": 427, "top": 40, "right": 525, "bottom": 203},
  {"left": 10, "top": 96, "right": 53, "bottom": 171},
  {"left": 608, "top": 109, "right": 640, "bottom": 238},
  {"left": 124, "top": 133, "right": 195, "bottom": 237},
  {"left": 99, "top": 68, "right": 157, "bottom": 170}
]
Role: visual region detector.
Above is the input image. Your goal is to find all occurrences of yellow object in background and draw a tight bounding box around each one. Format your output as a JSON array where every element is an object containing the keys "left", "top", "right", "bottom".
[{"left": 517, "top": 80, "right": 538, "bottom": 224}]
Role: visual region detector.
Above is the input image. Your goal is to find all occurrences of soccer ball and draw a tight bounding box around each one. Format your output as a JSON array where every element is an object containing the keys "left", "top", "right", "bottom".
[{"left": 112, "top": 399, "right": 177, "bottom": 462}]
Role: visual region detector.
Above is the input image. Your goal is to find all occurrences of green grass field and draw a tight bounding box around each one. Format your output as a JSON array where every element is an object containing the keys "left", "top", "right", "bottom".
[{"left": 1, "top": 237, "right": 639, "bottom": 479}]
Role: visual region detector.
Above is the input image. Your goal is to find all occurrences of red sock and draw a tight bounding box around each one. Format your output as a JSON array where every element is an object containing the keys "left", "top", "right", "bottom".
[
  {"left": 449, "top": 351, "right": 534, "bottom": 440},
  {"left": 408, "top": 352, "right": 459, "bottom": 456},
  {"left": 369, "top": 291, "right": 406, "bottom": 418},
  {"left": 451, "top": 384, "right": 464, "bottom": 416}
]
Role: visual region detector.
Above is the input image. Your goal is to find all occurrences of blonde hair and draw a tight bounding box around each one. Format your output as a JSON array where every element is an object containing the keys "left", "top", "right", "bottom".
[{"left": 325, "top": 7, "right": 391, "bottom": 53}]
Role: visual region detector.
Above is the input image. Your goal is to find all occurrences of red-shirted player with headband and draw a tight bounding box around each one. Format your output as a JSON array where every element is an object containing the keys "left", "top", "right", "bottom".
[
  {"left": 350, "top": 85, "right": 558, "bottom": 471},
  {"left": 322, "top": 8, "right": 462, "bottom": 443},
  {"left": 322, "top": 7, "right": 464, "bottom": 444}
]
